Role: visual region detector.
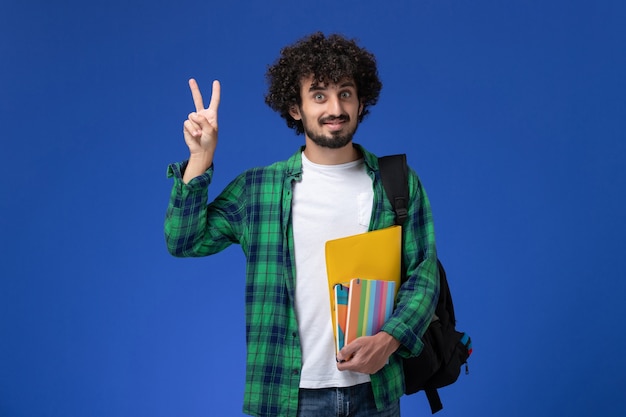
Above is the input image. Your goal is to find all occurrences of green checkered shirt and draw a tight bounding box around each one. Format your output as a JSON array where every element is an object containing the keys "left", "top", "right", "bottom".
[{"left": 164, "top": 144, "right": 439, "bottom": 417}]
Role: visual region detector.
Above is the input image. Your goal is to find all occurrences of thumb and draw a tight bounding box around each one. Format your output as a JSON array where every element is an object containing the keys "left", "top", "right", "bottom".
[{"left": 337, "top": 342, "right": 357, "bottom": 363}]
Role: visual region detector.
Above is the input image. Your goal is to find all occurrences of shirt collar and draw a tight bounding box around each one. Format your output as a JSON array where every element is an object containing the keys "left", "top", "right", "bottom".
[{"left": 285, "top": 143, "right": 379, "bottom": 177}]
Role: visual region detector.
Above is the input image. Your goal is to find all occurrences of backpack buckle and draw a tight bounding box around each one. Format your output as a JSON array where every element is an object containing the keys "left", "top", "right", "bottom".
[{"left": 394, "top": 197, "right": 408, "bottom": 224}]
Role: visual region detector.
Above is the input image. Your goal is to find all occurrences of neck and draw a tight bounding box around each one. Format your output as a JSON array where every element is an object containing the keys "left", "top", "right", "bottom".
[{"left": 302, "top": 140, "right": 361, "bottom": 165}]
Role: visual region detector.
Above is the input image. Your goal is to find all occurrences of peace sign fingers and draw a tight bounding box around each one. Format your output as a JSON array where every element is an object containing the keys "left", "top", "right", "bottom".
[
  {"left": 180, "top": 78, "right": 221, "bottom": 182},
  {"left": 189, "top": 78, "right": 221, "bottom": 113}
]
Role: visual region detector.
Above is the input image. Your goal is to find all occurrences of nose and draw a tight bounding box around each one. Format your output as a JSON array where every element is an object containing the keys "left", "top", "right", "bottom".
[{"left": 327, "top": 95, "right": 343, "bottom": 117}]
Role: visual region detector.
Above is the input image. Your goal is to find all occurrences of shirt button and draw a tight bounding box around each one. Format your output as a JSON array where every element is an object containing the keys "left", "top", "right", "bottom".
[{"left": 292, "top": 369, "right": 299, "bottom": 375}]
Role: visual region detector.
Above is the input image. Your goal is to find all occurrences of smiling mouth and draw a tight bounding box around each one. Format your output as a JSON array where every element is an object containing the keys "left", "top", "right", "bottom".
[
  {"left": 325, "top": 120, "right": 345, "bottom": 129},
  {"left": 321, "top": 116, "right": 349, "bottom": 130}
]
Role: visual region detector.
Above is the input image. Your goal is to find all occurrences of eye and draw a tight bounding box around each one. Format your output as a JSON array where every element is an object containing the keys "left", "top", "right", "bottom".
[
  {"left": 314, "top": 93, "right": 325, "bottom": 101},
  {"left": 340, "top": 91, "right": 352, "bottom": 99}
]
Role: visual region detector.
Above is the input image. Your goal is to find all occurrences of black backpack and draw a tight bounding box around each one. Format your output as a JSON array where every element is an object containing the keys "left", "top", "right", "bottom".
[{"left": 378, "top": 154, "right": 472, "bottom": 414}]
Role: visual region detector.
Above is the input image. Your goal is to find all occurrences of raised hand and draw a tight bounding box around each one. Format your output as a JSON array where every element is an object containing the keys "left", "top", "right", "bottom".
[{"left": 182, "top": 78, "right": 221, "bottom": 183}]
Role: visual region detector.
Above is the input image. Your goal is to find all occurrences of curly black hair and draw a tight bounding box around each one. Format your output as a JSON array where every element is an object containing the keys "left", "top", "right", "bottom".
[{"left": 264, "top": 32, "right": 382, "bottom": 135}]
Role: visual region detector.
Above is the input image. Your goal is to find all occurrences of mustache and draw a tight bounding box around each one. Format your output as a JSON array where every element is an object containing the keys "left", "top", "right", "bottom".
[{"left": 320, "top": 115, "right": 350, "bottom": 123}]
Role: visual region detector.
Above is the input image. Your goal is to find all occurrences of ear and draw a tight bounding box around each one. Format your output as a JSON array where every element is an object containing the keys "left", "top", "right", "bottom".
[
  {"left": 289, "top": 105, "right": 302, "bottom": 121},
  {"left": 358, "top": 101, "right": 364, "bottom": 116}
]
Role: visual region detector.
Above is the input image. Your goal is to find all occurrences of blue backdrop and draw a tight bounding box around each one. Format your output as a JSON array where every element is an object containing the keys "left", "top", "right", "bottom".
[{"left": 2, "top": 0, "right": 625, "bottom": 416}]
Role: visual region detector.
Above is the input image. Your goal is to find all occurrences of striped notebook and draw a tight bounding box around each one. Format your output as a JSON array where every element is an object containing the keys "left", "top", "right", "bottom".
[
  {"left": 333, "top": 283, "right": 350, "bottom": 353},
  {"left": 342, "top": 278, "right": 396, "bottom": 349}
]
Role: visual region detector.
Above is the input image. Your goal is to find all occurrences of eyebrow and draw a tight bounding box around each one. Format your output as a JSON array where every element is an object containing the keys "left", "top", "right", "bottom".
[{"left": 308, "top": 80, "right": 356, "bottom": 92}]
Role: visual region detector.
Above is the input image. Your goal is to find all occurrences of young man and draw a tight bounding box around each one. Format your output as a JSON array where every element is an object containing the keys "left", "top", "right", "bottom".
[{"left": 165, "top": 32, "right": 439, "bottom": 417}]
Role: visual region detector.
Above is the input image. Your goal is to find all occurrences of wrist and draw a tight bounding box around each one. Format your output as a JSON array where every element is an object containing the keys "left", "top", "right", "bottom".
[
  {"left": 183, "top": 153, "right": 213, "bottom": 184},
  {"left": 379, "top": 331, "right": 401, "bottom": 353},
  {"left": 188, "top": 151, "right": 213, "bottom": 167}
]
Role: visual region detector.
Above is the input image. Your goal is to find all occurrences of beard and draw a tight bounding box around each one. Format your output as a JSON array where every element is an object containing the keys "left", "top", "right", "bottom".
[{"left": 301, "top": 113, "right": 358, "bottom": 149}]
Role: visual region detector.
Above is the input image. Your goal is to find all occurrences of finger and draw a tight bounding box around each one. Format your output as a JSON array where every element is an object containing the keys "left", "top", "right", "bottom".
[
  {"left": 189, "top": 112, "right": 211, "bottom": 130},
  {"left": 183, "top": 119, "right": 201, "bottom": 137},
  {"left": 207, "top": 80, "right": 221, "bottom": 112},
  {"left": 189, "top": 78, "right": 205, "bottom": 112},
  {"left": 337, "top": 344, "right": 356, "bottom": 363},
  {"left": 336, "top": 356, "right": 359, "bottom": 372},
  {"left": 185, "top": 117, "right": 201, "bottom": 131}
]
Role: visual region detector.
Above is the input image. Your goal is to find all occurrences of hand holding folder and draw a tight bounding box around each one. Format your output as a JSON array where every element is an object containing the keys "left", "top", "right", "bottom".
[{"left": 325, "top": 225, "right": 402, "bottom": 353}]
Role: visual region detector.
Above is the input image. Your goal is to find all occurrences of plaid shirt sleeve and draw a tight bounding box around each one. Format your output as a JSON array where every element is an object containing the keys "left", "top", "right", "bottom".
[
  {"left": 360, "top": 146, "right": 440, "bottom": 409},
  {"left": 371, "top": 165, "right": 439, "bottom": 408},
  {"left": 380, "top": 167, "right": 439, "bottom": 357},
  {"left": 164, "top": 161, "right": 246, "bottom": 257}
]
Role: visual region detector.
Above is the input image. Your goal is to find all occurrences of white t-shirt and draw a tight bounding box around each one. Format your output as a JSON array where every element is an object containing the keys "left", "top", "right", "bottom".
[{"left": 292, "top": 152, "right": 373, "bottom": 388}]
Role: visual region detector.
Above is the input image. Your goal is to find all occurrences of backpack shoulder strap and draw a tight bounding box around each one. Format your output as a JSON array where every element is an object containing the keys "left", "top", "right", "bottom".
[
  {"left": 379, "top": 154, "right": 449, "bottom": 414},
  {"left": 378, "top": 154, "right": 409, "bottom": 225},
  {"left": 378, "top": 154, "right": 410, "bottom": 287}
]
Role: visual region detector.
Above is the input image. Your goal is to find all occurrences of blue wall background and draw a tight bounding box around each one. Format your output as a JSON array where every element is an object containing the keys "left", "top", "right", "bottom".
[{"left": 2, "top": 1, "right": 625, "bottom": 416}]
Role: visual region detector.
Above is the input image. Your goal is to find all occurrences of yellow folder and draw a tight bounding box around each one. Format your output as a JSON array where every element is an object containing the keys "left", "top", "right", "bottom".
[{"left": 325, "top": 225, "right": 402, "bottom": 350}]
